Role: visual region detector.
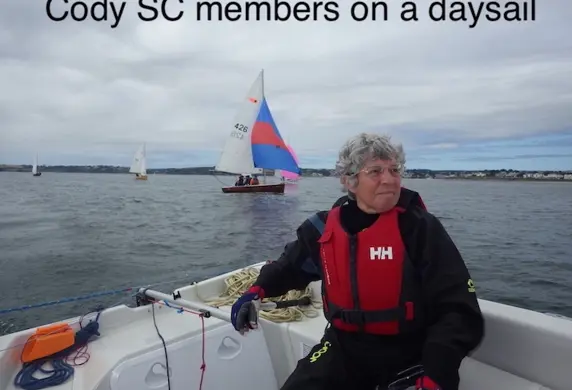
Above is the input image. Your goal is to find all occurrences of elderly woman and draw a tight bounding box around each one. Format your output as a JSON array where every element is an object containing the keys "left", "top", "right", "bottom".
[{"left": 231, "top": 133, "right": 484, "bottom": 390}]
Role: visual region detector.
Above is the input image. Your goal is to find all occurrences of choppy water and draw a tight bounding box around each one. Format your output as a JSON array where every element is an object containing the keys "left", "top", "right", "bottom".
[{"left": 0, "top": 172, "right": 571, "bottom": 335}]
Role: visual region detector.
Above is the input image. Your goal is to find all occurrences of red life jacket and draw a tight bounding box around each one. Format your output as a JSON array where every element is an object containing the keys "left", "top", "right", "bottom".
[{"left": 317, "top": 204, "right": 425, "bottom": 335}]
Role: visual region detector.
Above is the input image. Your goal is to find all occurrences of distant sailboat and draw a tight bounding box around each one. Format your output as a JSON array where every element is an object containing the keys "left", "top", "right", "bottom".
[
  {"left": 32, "top": 154, "right": 41, "bottom": 177},
  {"left": 215, "top": 69, "right": 300, "bottom": 194},
  {"left": 277, "top": 144, "right": 300, "bottom": 183},
  {"left": 130, "top": 143, "right": 148, "bottom": 181}
]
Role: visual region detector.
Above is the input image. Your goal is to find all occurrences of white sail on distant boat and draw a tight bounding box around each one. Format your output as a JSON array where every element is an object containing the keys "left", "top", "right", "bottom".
[
  {"left": 214, "top": 69, "right": 300, "bottom": 194},
  {"left": 32, "top": 154, "right": 41, "bottom": 177},
  {"left": 129, "top": 143, "right": 148, "bottom": 181},
  {"left": 215, "top": 71, "right": 264, "bottom": 176}
]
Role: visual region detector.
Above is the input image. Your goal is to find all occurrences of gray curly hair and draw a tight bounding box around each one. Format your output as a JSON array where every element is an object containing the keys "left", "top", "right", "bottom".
[{"left": 335, "top": 133, "right": 406, "bottom": 198}]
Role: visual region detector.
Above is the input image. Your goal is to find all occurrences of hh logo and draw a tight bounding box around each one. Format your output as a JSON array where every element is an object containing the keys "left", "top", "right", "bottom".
[{"left": 369, "top": 246, "right": 393, "bottom": 260}]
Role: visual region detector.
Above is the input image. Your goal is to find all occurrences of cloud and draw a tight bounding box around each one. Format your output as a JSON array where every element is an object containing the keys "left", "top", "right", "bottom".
[
  {"left": 0, "top": 0, "right": 571, "bottom": 170},
  {"left": 456, "top": 153, "right": 572, "bottom": 162},
  {"left": 425, "top": 143, "right": 459, "bottom": 150}
]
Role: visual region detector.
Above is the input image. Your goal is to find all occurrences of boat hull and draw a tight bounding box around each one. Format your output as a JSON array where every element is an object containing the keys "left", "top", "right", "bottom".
[
  {"left": 32, "top": 173, "right": 42, "bottom": 177},
  {"left": 135, "top": 175, "right": 148, "bottom": 181},
  {"left": 0, "top": 261, "right": 571, "bottom": 390},
  {"left": 222, "top": 183, "right": 285, "bottom": 194}
]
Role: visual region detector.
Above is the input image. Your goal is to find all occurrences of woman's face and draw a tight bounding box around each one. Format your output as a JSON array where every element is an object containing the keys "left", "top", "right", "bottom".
[{"left": 348, "top": 158, "right": 402, "bottom": 213}]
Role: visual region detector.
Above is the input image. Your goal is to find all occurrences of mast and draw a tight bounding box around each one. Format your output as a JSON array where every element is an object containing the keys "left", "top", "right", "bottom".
[
  {"left": 142, "top": 143, "right": 147, "bottom": 175},
  {"left": 261, "top": 68, "right": 265, "bottom": 98},
  {"left": 260, "top": 68, "right": 267, "bottom": 184}
]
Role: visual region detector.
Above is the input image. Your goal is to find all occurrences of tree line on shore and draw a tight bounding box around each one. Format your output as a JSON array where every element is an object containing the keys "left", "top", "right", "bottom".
[{"left": 1, "top": 165, "right": 569, "bottom": 177}]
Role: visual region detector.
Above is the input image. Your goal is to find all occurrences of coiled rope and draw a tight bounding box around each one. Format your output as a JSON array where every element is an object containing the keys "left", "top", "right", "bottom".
[
  {"left": 202, "top": 267, "right": 322, "bottom": 322},
  {"left": 14, "top": 359, "right": 74, "bottom": 390}
]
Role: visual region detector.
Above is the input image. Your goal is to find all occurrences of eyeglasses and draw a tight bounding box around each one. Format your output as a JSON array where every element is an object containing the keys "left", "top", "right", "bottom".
[{"left": 357, "top": 165, "right": 402, "bottom": 179}]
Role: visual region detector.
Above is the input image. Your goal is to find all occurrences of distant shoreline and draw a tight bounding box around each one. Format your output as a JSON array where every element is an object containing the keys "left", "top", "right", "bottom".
[
  {"left": 425, "top": 177, "right": 572, "bottom": 183},
  {"left": 1, "top": 165, "right": 571, "bottom": 182},
  {"left": 0, "top": 165, "right": 331, "bottom": 177}
]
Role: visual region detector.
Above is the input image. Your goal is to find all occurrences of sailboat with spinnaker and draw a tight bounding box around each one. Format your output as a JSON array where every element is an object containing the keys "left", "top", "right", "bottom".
[{"left": 214, "top": 69, "right": 300, "bottom": 194}]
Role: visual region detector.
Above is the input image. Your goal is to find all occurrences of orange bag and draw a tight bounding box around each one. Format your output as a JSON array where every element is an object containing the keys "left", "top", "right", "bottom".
[{"left": 21, "top": 323, "right": 75, "bottom": 363}]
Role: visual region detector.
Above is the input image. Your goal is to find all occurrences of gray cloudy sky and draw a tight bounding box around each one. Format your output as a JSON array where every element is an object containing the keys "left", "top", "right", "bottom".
[{"left": 1, "top": 0, "right": 571, "bottom": 170}]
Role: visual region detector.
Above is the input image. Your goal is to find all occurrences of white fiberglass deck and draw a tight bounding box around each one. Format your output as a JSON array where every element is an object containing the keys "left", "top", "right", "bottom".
[{"left": 1, "top": 262, "right": 571, "bottom": 390}]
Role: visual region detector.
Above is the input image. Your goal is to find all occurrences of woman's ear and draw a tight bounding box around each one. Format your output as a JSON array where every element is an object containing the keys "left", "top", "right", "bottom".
[{"left": 341, "top": 175, "right": 355, "bottom": 192}]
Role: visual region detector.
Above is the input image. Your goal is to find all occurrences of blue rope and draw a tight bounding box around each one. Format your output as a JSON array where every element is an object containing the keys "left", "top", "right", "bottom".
[
  {"left": 0, "top": 273, "right": 200, "bottom": 317},
  {"left": 0, "top": 288, "right": 133, "bottom": 315},
  {"left": 14, "top": 360, "right": 74, "bottom": 390},
  {"left": 162, "top": 300, "right": 184, "bottom": 314}
]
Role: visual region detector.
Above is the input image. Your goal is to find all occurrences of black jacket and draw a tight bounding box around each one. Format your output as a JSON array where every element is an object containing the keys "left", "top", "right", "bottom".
[{"left": 252, "top": 188, "right": 484, "bottom": 389}]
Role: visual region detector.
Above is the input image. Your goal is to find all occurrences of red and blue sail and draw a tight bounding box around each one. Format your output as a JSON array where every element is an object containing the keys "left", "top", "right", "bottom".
[{"left": 251, "top": 98, "right": 301, "bottom": 174}]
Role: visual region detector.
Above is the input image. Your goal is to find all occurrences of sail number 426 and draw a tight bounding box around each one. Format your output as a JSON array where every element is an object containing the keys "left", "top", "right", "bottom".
[
  {"left": 231, "top": 123, "right": 248, "bottom": 140},
  {"left": 235, "top": 123, "right": 248, "bottom": 133}
]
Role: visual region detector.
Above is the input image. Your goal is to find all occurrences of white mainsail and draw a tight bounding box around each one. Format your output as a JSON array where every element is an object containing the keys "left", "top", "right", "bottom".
[
  {"left": 32, "top": 154, "right": 38, "bottom": 175},
  {"left": 129, "top": 143, "right": 147, "bottom": 175},
  {"left": 215, "top": 70, "right": 265, "bottom": 175}
]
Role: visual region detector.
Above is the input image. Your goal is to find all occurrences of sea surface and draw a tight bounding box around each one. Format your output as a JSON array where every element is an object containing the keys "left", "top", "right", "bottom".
[{"left": 0, "top": 172, "right": 571, "bottom": 336}]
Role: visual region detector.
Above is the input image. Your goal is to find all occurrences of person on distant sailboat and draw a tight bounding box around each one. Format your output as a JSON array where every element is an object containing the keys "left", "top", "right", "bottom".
[
  {"left": 244, "top": 175, "right": 252, "bottom": 185},
  {"left": 235, "top": 175, "right": 245, "bottom": 186},
  {"left": 230, "top": 133, "right": 484, "bottom": 390},
  {"left": 250, "top": 175, "right": 260, "bottom": 185}
]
